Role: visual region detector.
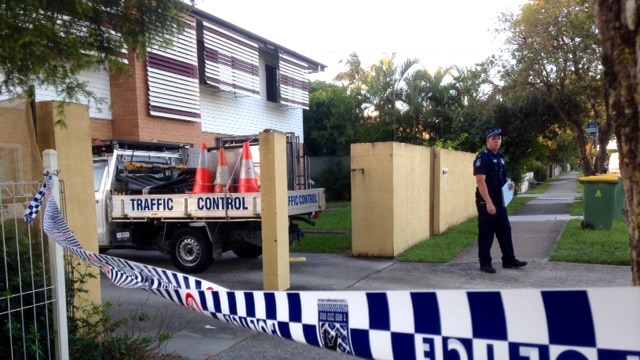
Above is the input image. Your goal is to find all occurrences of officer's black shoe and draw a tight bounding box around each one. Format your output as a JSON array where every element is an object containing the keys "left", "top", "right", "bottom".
[
  {"left": 479, "top": 265, "right": 496, "bottom": 273},
  {"left": 503, "top": 259, "right": 528, "bottom": 269}
]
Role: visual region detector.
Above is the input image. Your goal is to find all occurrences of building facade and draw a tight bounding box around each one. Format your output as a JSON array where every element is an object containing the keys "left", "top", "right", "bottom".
[{"left": 4, "top": 8, "right": 325, "bottom": 149}]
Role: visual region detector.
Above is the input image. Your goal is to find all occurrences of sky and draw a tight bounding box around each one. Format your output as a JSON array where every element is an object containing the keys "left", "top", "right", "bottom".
[{"left": 196, "top": 0, "right": 528, "bottom": 82}]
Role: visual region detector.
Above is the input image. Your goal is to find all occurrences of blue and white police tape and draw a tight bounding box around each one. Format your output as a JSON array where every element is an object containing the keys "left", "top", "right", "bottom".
[
  {"left": 24, "top": 171, "right": 227, "bottom": 291},
  {"left": 172, "top": 287, "right": 640, "bottom": 360},
  {"left": 26, "top": 171, "right": 640, "bottom": 360}
]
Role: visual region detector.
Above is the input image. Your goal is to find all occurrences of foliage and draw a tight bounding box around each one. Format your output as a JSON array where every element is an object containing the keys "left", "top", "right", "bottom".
[
  {"left": 475, "top": 91, "right": 562, "bottom": 186},
  {"left": 69, "top": 299, "right": 173, "bottom": 360},
  {"left": 0, "top": 0, "right": 194, "bottom": 108},
  {"left": 317, "top": 158, "right": 351, "bottom": 201},
  {"left": 304, "top": 82, "right": 362, "bottom": 156},
  {"left": 541, "top": 126, "right": 579, "bottom": 167},
  {"left": 307, "top": 52, "right": 571, "bottom": 187},
  {"left": 67, "top": 261, "right": 173, "bottom": 359},
  {"left": 334, "top": 53, "right": 424, "bottom": 143},
  {"left": 413, "top": 67, "right": 459, "bottom": 146},
  {"left": 433, "top": 133, "right": 470, "bottom": 150},
  {"left": 497, "top": 0, "right": 608, "bottom": 176},
  {"left": 305, "top": 49, "right": 576, "bottom": 187},
  {"left": 531, "top": 163, "right": 549, "bottom": 184}
]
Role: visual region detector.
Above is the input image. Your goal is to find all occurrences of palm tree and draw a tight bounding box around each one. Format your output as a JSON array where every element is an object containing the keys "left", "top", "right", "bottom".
[
  {"left": 420, "top": 67, "right": 457, "bottom": 144},
  {"left": 334, "top": 52, "right": 365, "bottom": 88},
  {"left": 334, "top": 53, "right": 421, "bottom": 142}
]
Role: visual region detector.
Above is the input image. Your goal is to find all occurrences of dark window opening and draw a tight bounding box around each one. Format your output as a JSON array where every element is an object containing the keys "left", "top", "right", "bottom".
[{"left": 265, "top": 63, "right": 279, "bottom": 103}]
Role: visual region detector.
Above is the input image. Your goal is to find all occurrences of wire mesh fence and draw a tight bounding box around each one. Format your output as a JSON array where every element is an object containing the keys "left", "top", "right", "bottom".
[{"left": 1, "top": 181, "right": 56, "bottom": 359}]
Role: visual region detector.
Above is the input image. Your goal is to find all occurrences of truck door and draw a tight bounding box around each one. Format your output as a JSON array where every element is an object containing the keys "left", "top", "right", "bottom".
[{"left": 93, "top": 159, "right": 110, "bottom": 247}]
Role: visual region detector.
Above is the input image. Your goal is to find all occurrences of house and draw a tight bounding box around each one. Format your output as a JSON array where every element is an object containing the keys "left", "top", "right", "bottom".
[{"left": 3, "top": 7, "right": 325, "bottom": 149}]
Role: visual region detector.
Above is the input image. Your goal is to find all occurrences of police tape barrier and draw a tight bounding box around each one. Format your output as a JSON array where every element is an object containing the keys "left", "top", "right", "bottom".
[{"left": 25, "top": 172, "right": 640, "bottom": 360}]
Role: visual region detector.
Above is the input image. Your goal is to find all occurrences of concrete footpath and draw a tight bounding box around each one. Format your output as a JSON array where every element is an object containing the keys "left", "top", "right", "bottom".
[
  {"left": 453, "top": 171, "right": 583, "bottom": 265},
  {"left": 101, "top": 172, "right": 633, "bottom": 360}
]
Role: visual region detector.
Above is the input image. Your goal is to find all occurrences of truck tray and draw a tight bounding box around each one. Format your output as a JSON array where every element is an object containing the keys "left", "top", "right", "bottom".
[{"left": 109, "top": 189, "right": 325, "bottom": 221}]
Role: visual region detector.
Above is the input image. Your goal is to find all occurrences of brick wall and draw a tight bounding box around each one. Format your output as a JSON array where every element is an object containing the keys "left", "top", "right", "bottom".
[
  {"left": 108, "top": 52, "right": 217, "bottom": 147},
  {"left": 90, "top": 119, "right": 113, "bottom": 141}
]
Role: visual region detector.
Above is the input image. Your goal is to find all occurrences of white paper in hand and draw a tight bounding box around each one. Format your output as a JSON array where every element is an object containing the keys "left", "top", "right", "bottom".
[{"left": 502, "top": 181, "right": 514, "bottom": 207}]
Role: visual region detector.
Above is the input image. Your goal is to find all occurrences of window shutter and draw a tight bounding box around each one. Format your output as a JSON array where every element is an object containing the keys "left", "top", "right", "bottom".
[
  {"left": 146, "top": 19, "right": 201, "bottom": 121},
  {"left": 201, "top": 21, "right": 260, "bottom": 98},
  {"left": 279, "top": 53, "right": 309, "bottom": 109}
]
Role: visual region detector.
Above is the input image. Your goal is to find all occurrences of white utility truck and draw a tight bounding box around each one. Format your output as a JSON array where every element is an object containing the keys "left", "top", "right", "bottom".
[{"left": 93, "top": 134, "right": 325, "bottom": 273}]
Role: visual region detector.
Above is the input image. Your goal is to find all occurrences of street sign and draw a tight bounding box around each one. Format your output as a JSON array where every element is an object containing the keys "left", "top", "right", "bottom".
[{"left": 587, "top": 123, "right": 597, "bottom": 137}]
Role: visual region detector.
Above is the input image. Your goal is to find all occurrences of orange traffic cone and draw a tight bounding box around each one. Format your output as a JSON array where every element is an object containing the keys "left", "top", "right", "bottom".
[
  {"left": 237, "top": 141, "right": 259, "bottom": 193},
  {"left": 213, "top": 147, "right": 234, "bottom": 193},
  {"left": 191, "top": 143, "right": 213, "bottom": 193}
]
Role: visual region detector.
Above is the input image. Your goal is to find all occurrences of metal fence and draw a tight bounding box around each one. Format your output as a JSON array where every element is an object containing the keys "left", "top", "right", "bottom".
[{"left": 0, "top": 180, "right": 60, "bottom": 359}]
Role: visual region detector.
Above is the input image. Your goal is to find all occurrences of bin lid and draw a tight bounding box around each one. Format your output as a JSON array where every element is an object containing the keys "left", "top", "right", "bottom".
[{"left": 578, "top": 174, "right": 621, "bottom": 183}]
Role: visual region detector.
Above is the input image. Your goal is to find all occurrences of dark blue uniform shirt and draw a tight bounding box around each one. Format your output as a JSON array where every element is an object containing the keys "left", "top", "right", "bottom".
[{"left": 473, "top": 149, "right": 508, "bottom": 199}]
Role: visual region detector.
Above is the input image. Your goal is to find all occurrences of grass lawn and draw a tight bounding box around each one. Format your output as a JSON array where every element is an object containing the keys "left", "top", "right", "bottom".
[
  {"left": 550, "top": 219, "right": 629, "bottom": 265},
  {"left": 291, "top": 202, "right": 352, "bottom": 254},
  {"left": 291, "top": 174, "right": 631, "bottom": 266},
  {"left": 396, "top": 189, "right": 539, "bottom": 263},
  {"left": 291, "top": 192, "right": 539, "bottom": 258}
]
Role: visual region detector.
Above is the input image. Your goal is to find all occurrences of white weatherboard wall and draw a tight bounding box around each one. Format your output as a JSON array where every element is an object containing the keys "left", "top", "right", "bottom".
[
  {"left": 199, "top": 87, "right": 303, "bottom": 136},
  {"left": 199, "top": 55, "right": 303, "bottom": 136},
  {"left": 0, "top": 69, "right": 112, "bottom": 120}
]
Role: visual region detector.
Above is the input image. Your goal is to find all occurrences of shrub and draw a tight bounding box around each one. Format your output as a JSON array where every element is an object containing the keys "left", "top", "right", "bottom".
[
  {"left": 67, "top": 257, "right": 174, "bottom": 359},
  {"left": 317, "top": 158, "right": 351, "bottom": 201},
  {"left": 68, "top": 298, "right": 173, "bottom": 360},
  {"left": 531, "top": 163, "right": 549, "bottom": 184}
]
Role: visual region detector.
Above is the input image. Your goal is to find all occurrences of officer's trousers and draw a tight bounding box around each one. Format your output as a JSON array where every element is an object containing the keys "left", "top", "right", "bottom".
[{"left": 476, "top": 197, "right": 516, "bottom": 266}]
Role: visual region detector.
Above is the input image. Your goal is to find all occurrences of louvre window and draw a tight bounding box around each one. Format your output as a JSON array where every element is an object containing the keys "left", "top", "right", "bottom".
[
  {"left": 146, "top": 19, "right": 201, "bottom": 121},
  {"left": 279, "top": 53, "right": 309, "bottom": 109},
  {"left": 200, "top": 21, "right": 260, "bottom": 98}
]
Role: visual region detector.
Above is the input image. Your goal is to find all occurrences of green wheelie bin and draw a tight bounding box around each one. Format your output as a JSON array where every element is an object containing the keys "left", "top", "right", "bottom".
[
  {"left": 578, "top": 175, "right": 621, "bottom": 230},
  {"left": 612, "top": 176, "right": 625, "bottom": 220},
  {"left": 599, "top": 174, "right": 624, "bottom": 220}
]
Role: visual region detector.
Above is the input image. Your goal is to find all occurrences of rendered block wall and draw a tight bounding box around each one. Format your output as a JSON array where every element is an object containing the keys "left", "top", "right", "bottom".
[
  {"left": 36, "top": 101, "right": 102, "bottom": 301},
  {"left": 351, "top": 142, "right": 432, "bottom": 257},
  {"left": 432, "top": 149, "right": 477, "bottom": 234},
  {"left": 259, "top": 131, "right": 290, "bottom": 290},
  {"left": 1, "top": 97, "right": 43, "bottom": 182}
]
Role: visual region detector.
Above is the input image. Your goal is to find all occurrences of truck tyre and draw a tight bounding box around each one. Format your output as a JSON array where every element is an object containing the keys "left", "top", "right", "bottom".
[
  {"left": 170, "top": 227, "right": 213, "bottom": 273},
  {"left": 232, "top": 242, "right": 262, "bottom": 259}
]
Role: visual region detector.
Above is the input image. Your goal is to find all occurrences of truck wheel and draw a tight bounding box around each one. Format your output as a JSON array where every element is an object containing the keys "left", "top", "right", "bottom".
[
  {"left": 233, "top": 242, "right": 262, "bottom": 259},
  {"left": 170, "top": 227, "right": 213, "bottom": 273}
]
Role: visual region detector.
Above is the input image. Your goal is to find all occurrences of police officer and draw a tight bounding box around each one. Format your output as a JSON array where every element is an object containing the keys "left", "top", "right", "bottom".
[{"left": 473, "top": 128, "right": 527, "bottom": 273}]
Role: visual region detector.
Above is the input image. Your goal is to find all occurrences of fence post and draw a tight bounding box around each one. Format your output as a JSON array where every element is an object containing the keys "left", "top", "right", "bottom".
[{"left": 43, "top": 149, "right": 69, "bottom": 360}]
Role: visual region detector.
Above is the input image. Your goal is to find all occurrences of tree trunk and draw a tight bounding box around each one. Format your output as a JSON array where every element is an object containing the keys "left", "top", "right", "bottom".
[
  {"left": 576, "top": 129, "right": 595, "bottom": 176},
  {"left": 595, "top": 119, "right": 613, "bottom": 173},
  {"left": 562, "top": 110, "right": 595, "bottom": 175},
  {"left": 593, "top": 0, "right": 640, "bottom": 285}
]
